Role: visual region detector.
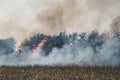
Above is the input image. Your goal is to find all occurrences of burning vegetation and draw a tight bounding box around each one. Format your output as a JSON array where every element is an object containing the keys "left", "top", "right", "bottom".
[
  {"left": 20, "top": 32, "right": 65, "bottom": 56},
  {"left": 32, "top": 38, "right": 47, "bottom": 54},
  {"left": 0, "top": 30, "right": 119, "bottom": 66}
]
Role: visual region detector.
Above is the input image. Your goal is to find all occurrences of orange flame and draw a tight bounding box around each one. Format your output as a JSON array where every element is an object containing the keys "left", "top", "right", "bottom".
[
  {"left": 32, "top": 38, "right": 47, "bottom": 53},
  {"left": 34, "top": 38, "right": 47, "bottom": 48}
]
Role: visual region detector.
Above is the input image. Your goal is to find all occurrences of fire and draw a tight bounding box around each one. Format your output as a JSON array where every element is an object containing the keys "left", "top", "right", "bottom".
[
  {"left": 29, "top": 38, "right": 47, "bottom": 59},
  {"left": 33, "top": 38, "right": 47, "bottom": 48}
]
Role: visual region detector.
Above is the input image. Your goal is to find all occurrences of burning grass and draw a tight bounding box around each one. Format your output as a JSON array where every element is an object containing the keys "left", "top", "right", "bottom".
[{"left": 0, "top": 66, "right": 119, "bottom": 80}]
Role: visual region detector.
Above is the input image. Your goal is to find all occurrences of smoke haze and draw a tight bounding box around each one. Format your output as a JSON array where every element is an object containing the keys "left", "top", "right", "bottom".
[
  {"left": 0, "top": 0, "right": 120, "bottom": 66},
  {"left": 0, "top": 0, "right": 120, "bottom": 43}
]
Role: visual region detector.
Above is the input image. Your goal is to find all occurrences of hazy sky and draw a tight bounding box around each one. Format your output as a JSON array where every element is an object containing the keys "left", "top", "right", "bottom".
[{"left": 0, "top": 0, "right": 120, "bottom": 44}]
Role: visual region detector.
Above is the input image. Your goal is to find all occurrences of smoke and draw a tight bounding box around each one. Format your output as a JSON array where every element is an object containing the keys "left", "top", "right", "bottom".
[
  {"left": 0, "top": 31, "right": 120, "bottom": 66},
  {"left": 0, "top": 0, "right": 120, "bottom": 44},
  {"left": 0, "top": 0, "right": 120, "bottom": 66}
]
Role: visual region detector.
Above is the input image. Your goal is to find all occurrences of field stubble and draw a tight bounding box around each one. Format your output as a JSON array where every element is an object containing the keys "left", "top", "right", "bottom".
[{"left": 0, "top": 66, "right": 119, "bottom": 80}]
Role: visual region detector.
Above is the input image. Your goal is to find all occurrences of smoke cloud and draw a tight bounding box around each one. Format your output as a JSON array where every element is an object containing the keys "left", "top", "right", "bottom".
[
  {"left": 0, "top": 0, "right": 120, "bottom": 43},
  {"left": 0, "top": 0, "right": 120, "bottom": 66}
]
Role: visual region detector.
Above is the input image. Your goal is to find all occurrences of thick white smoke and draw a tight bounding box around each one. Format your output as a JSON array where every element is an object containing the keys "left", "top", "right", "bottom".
[
  {"left": 0, "top": 0, "right": 120, "bottom": 44},
  {"left": 0, "top": 0, "right": 120, "bottom": 66}
]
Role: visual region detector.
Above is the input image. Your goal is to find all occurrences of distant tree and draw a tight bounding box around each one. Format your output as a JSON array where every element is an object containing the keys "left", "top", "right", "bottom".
[
  {"left": 0, "top": 38, "right": 16, "bottom": 55},
  {"left": 21, "top": 33, "right": 45, "bottom": 49},
  {"left": 78, "top": 32, "right": 88, "bottom": 48},
  {"left": 87, "top": 31, "right": 106, "bottom": 53},
  {"left": 20, "top": 31, "right": 107, "bottom": 56},
  {"left": 21, "top": 33, "right": 65, "bottom": 55}
]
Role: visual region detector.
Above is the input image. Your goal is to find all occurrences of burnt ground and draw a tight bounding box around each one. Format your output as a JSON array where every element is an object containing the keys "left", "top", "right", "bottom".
[{"left": 0, "top": 66, "right": 119, "bottom": 80}]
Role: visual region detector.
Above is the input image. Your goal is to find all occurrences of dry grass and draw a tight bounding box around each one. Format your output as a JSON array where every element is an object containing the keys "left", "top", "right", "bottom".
[{"left": 0, "top": 66, "right": 119, "bottom": 80}]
